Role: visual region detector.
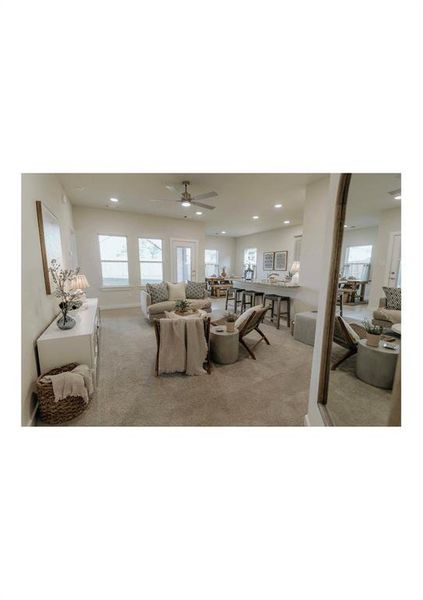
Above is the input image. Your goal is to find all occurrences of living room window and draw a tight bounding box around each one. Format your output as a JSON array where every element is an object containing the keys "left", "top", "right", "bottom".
[
  {"left": 342, "top": 244, "right": 372, "bottom": 280},
  {"left": 243, "top": 247, "right": 257, "bottom": 269},
  {"left": 98, "top": 234, "right": 129, "bottom": 286},
  {"left": 205, "top": 249, "right": 219, "bottom": 277},
  {"left": 139, "top": 238, "right": 163, "bottom": 284}
]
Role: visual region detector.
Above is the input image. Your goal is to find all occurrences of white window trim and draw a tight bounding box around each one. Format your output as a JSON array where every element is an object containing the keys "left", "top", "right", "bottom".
[
  {"left": 345, "top": 244, "right": 373, "bottom": 264},
  {"left": 138, "top": 237, "right": 164, "bottom": 286},
  {"left": 98, "top": 233, "right": 130, "bottom": 288}
]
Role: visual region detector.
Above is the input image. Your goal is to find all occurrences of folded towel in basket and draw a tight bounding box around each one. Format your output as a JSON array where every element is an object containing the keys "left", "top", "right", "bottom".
[
  {"left": 72, "top": 364, "right": 94, "bottom": 396},
  {"left": 42, "top": 364, "right": 94, "bottom": 404}
]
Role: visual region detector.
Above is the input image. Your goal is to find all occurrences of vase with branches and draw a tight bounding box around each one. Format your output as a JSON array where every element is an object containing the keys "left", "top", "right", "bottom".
[{"left": 49, "top": 260, "right": 83, "bottom": 330}]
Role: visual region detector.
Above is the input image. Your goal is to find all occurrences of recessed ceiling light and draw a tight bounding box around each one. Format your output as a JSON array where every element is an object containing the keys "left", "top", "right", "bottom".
[
  {"left": 181, "top": 201, "right": 191, "bottom": 207},
  {"left": 283, "top": 220, "right": 290, "bottom": 224},
  {"left": 221, "top": 231, "right": 226, "bottom": 234},
  {"left": 274, "top": 203, "right": 282, "bottom": 208},
  {"left": 394, "top": 195, "right": 401, "bottom": 200},
  {"left": 110, "top": 197, "right": 119, "bottom": 203},
  {"left": 195, "top": 211, "right": 203, "bottom": 215},
  {"left": 252, "top": 215, "right": 259, "bottom": 220}
]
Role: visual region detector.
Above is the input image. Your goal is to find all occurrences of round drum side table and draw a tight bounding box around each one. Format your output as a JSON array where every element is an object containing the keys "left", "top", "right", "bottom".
[
  {"left": 210, "top": 327, "right": 239, "bottom": 364},
  {"left": 356, "top": 339, "right": 399, "bottom": 389}
]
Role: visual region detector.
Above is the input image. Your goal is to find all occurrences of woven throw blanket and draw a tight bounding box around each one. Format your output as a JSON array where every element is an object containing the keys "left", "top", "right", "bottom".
[
  {"left": 42, "top": 364, "right": 94, "bottom": 403},
  {"left": 185, "top": 318, "right": 208, "bottom": 376},
  {"left": 158, "top": 319, "right": 186, "bottom": 374}
]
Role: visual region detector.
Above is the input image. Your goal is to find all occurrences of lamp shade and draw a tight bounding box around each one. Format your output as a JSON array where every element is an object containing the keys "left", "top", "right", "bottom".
[
  {"left": 290, "top": 261, "right": 300, "bottom": 274},
  {"left": 70, "top": 274, "right": 90, "bottom": 290}
]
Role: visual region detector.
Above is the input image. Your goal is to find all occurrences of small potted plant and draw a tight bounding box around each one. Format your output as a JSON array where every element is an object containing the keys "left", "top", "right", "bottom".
[
  {"left": 175, "top": 299, "right": 192, "bottom": 315},
  {"left": 362, "top": 319, "right": 384, "bottom": 347},
  {"left": 225, "top": 312, "right": 237, "bottom": 332}
]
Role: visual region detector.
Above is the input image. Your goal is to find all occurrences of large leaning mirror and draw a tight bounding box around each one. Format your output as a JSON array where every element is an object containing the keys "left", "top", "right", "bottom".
[{"left": 320, "top": 174, "right": 401, "bottom": 426}]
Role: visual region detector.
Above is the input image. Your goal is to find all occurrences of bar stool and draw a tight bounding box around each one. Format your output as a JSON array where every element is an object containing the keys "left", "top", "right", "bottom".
[
  {"left": 225, "top": 287, "right": 245, "bottom": 312},
  {"left": 263, "top": 294, "right": 291, "bottom": 329},
  {"left": 241, "top": 290, "right": 265, "bottom": 312}
]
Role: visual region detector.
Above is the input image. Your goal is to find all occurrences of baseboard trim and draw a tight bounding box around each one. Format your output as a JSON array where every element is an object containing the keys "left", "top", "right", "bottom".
[
  {"left": 99, "top": 303, "right": 141, "bottom": 310},
  {"left": 304, "top": 414, "right": 311, "bottom": 427}
]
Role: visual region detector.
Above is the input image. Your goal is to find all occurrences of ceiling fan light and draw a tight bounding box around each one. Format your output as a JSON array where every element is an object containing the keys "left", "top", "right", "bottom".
[{"left": 181, "top": 201, "right": 191, "bottom": 207}]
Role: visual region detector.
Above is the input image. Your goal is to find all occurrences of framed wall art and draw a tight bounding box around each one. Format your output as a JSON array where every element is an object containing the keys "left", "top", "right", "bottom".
[
  {"left": 274, "top": 250, "right": 288, "bottom": 271},
  {"left": 263, "top": 251, "right": 274, "bottom": 271},
  {"left": 36, "top": 201, "right": 63, "bottom": 294}
]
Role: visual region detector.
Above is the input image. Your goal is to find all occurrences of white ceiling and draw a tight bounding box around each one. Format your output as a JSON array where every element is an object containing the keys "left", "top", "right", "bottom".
[
  {"left": 345, "top": 173, "right": 401, "bottom": 228},
  {"left": 57, "top": 173, "right": 326, "bottom": 237}
]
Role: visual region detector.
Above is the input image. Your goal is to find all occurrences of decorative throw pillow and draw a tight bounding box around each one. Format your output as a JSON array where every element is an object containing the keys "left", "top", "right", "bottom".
[
  {"left": 383, "top": 287, "right": 401, "bottom": 310},
  {"left": 146, "top": 282, "right": 169, "bottom": 304},
  {"left": 186, "top": 281, "right": 206, "bottom": 299},
  {"left": 167, "top": 282, "right": 186, "bottom": 301}
]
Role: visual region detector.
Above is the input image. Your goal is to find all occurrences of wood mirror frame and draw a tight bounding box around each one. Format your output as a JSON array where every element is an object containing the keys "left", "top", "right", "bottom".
[{"left": 317, "top": 174, "right": 352, "bottom": 426}]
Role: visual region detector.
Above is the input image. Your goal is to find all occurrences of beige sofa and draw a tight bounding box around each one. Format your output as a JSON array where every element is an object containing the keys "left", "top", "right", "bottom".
[
  {"left": 141, "top": 286, "right": 212, "bottom": 321},
  {"left": 373, "top": 297, "right": 401, "bottom": 328}
]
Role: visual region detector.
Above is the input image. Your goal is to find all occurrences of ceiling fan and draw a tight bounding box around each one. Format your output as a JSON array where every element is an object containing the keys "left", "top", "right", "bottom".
[{"left": 160, "top": 180, "right": 217, "bottom": 210}]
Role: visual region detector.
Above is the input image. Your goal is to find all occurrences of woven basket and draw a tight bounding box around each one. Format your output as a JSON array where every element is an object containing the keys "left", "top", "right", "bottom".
[{"left": 37, "top": 363, "right": 90, "bottom": 424}]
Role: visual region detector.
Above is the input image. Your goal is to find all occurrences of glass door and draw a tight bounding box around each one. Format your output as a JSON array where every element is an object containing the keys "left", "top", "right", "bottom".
[
  {"left": 387, "top": 233, "right": 401, "bottom": 287},
  {"left": 171, "top": 240, "right": 198, "bottom": 282}
]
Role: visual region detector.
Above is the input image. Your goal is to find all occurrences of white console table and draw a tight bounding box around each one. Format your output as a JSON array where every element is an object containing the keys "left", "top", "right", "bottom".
[{"left": 37, "top": 298, "right": 100, "bottom": 382}]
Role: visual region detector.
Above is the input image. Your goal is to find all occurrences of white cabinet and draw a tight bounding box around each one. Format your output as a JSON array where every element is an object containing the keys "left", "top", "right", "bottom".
[{"left": 37, "top": 298, "right": 100, "bottom": 382}]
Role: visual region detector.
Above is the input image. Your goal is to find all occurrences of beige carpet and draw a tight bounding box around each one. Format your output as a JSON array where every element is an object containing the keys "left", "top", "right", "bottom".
[
  {"left": 326, "top": 346, "right": 396, "bottom": 426},
  {"left": 48, "top": 303, "right": 314, "bottom": 426}
]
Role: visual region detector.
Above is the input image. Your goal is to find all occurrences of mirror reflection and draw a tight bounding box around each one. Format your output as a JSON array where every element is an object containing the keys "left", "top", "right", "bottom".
[{"left": 327, "top": 174, "right": 401, "bottom": 426}]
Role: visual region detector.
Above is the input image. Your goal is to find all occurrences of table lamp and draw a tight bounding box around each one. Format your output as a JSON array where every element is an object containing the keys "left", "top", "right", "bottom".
[{"left": 70, "top": 274, "right": 90, "bottom": 307}]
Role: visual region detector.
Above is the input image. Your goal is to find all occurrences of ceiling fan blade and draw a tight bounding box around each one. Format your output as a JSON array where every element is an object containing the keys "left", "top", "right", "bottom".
[
  {"left": 165, "top": 184, "right": 184, "bottom": 195},
  {"left": 191, "top": 191, "right": 218, "bottom": 201},
  {"left": 149, "top": 198, "right": 180, "bottom": 203},
  {"left": 191, "top": 201, "right": 215, "bottom": 210}
]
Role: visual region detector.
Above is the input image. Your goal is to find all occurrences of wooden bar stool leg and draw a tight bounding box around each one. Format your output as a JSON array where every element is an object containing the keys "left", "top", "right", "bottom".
[
  {"left": 286, "top": 298, "right": 291, "bottom": 328},
  {"left": 276, "top": 296, "right": 281, "bottom": 329}
]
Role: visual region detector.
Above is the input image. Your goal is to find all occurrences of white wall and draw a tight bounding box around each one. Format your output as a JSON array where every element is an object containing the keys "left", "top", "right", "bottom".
[
  {"left": 340, "top": 226, "right": 379, "bottom": 301},
  {"left": 306, "top": 174, "right": 341, "bottom": 426},
  {"left": 369, "top": 207, "right": 401, "bottom": 307},
  {"left": 22, "top": 174, "right": 76, "bottom": 426},
  {"left": 205, "top": 235, "right": 236, "bottom": 275},
  {"left": 295, "top": 176, "right": 331, "bottom": 314},
  {"left": 73, "top": 206, "right": 207, "bottom": 309},
  {"left": 232, "top": 176, "right": 330, "bottom": 315},
  {"left": 235, "top": 225, "right": 303, "bottom": 280}
]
